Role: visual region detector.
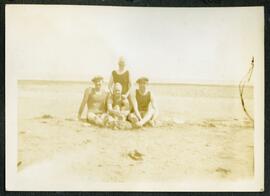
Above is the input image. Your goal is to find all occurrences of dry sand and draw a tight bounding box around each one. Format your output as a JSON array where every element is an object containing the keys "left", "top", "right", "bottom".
[{"left": 17, "top": 81, "right": 254, "bottom": 187}]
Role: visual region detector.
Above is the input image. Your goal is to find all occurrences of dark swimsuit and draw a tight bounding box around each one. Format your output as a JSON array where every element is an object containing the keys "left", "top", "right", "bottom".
[
  {"left": 112, "top": 70, "right": 130, "bottom": 94},
  {"left": 136, "top": 90, "right": 151, "bottom": 112}
]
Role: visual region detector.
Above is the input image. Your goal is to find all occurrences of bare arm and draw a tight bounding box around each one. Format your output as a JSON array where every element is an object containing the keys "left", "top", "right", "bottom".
[
  {"left": 77, "top": 88, "right": 90, "bottom": 120},
  {"left": 130, "top": 91, "right": 142, "bottom": 120},
  {"left": 120, "top": 99, "right": 130, "bottom": 117},
  {"left": 124, "top": 74, "right": 132, "bottom": 97},
  {"left": 107, "top": 94, "right": 121, "bottom": 117},
  {"left": 149, "top": 92, "right": 158, "bottom": 113},
  {"left": 106, "top": 95, "right": 114, "bottom": 115}
]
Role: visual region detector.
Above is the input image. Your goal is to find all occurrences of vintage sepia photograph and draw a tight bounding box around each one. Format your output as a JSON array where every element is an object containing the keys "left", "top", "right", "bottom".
[{"left": 6, "top": 5, "right": 264, "bottom": 191}]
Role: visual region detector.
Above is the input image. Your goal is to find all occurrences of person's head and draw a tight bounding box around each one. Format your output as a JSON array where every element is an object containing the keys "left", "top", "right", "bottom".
[
  {"left": 136, "top": 77, "right": 149, "bottom": 92},
  {"left": 91, "top": 76, "right": 103, "bottom": 90},
  {"left": 118, "top": 57, "right": 126, "bottom": 71},
  {"left": 113, "top": 83, "right": 122, "bottom": 97}
]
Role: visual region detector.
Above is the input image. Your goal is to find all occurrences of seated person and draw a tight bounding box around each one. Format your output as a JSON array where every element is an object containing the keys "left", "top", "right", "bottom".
[
  {"left": 128, "top": 77, "right": 158, "bottom": 128},
  {"left": 105, "top": 83, "right": 131, "bottom": 129},
  {"left": 77, "top": 76, "right": 108, "bottom": 126}
]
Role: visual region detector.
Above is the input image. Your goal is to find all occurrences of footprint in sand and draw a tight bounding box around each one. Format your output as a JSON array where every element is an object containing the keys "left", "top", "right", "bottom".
[{"left": 81, "top": 139, "right": 91, "bottom": 144}]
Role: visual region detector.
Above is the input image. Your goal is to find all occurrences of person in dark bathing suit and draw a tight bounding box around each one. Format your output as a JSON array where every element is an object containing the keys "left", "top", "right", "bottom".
[
  {"left": 108, "top": 57, "right": 130, "bottom": 97},
  {"left": 77, "top": 76, "right": 108, "bottom": 126},
  {"left": 108, "top": 57, "right": 141, "bottom": 121},
  {"left": 128, "top": 77, "right": 158, "bottom": 128}
]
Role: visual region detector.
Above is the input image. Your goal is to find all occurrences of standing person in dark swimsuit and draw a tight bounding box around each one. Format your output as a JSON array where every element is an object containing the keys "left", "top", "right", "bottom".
[
  {"left": 77, "top": 76, "right": 108, "bottom": 126},
  {"left": 108, "top": 57, "right": 141, "bottom": 121},
  {"left": 128, "top": 77, "right": 158, "bottom": 128}
]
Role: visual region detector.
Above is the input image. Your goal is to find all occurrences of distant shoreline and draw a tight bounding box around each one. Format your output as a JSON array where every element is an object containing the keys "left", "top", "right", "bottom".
[{"left": 17, "top": 79, "right": 253, "bottom": 89}]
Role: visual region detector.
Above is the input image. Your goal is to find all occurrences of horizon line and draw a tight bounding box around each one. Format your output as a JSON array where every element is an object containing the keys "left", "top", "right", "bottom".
[{"left": 17, "top": 79, "right": 254, "bottom": 88}]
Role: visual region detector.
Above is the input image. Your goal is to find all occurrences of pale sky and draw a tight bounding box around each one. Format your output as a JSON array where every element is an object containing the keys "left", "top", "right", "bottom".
[{"left": 6, "top": 5, "right": 264, "bottom": 84}]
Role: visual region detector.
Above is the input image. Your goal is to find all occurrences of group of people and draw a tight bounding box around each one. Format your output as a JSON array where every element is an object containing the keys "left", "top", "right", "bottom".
[{"left": 77, "top": 57, "right": 158, "bottom": 129}]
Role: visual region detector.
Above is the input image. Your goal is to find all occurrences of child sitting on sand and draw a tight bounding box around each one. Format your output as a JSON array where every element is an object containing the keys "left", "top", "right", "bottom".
[{"left": 105, "top": 83, "right": 132, "bottom": 129}]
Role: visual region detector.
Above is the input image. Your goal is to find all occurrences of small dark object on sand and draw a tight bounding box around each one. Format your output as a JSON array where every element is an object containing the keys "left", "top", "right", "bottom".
[
  {"left": 207, "top": 123, "right": 216, "bottom": 128},
  {"left": 202, "top": 121, "right": 216, "bottom": 128},
  {"left": 41, "top": 114, "right": 53, "bottom": 119},
  {"left": 128, "top": 150, "right": 144, "bottom": 161},
  {"left": 216, "top": 167, "right": 231, "bottom": 175}
]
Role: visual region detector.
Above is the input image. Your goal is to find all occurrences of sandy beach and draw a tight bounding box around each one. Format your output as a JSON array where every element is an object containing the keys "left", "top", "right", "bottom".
[{"left": 17, "top": 80, "right": 254, "bottom": 187}]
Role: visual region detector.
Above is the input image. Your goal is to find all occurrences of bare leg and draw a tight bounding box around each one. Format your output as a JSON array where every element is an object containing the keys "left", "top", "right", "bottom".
[
  {"left": 112, "top": 105, "right": 125, "bottom": 121},
  {"left": 147, "top": 109, "right": 158, "bottom": 126},
  {"left": 128, "top": 95, "right": 142, "bottom": 120},
  {"left": 128, "top": 113, "right": 141, "bottom": 128},
  {"left": 128, "top": 113, "right": 139, "bottom": 124},
  {"left": 151, "top": 109, "right": 158, "bottom": 121},
  {"left": 87, "top": 112, "right": 104, "bottom": 126},
  {"left": 97, "top": 113, "right": 108, "bottom": 126},
  {"left": 136, "top": 109, "right": 155, "bottom": 127},
  {"left": 104, "top": 115, "right": 117, "bottom": 129},
  {"left": 87, "top": 112, "right": 96, "bottom": 123}
]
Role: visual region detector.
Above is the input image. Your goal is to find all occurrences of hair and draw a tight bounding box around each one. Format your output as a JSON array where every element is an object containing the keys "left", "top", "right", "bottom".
[
  {"left": 91, "top": 76, "right": 103, "bottom": 83},
  {"left": 118, "top": 56, "right": 125, "bottom": 66},
  {"left": 119, "top": 56, "right": 125, "bottom": 62}
]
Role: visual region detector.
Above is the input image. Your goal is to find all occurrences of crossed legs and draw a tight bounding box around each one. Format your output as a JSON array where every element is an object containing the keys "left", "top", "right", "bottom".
[
  {"left": 87, "top": 112, "right": 106, "bottom": 126},
  {"left": 128, "top": 108, "right": 158, "bottom": 128}
]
